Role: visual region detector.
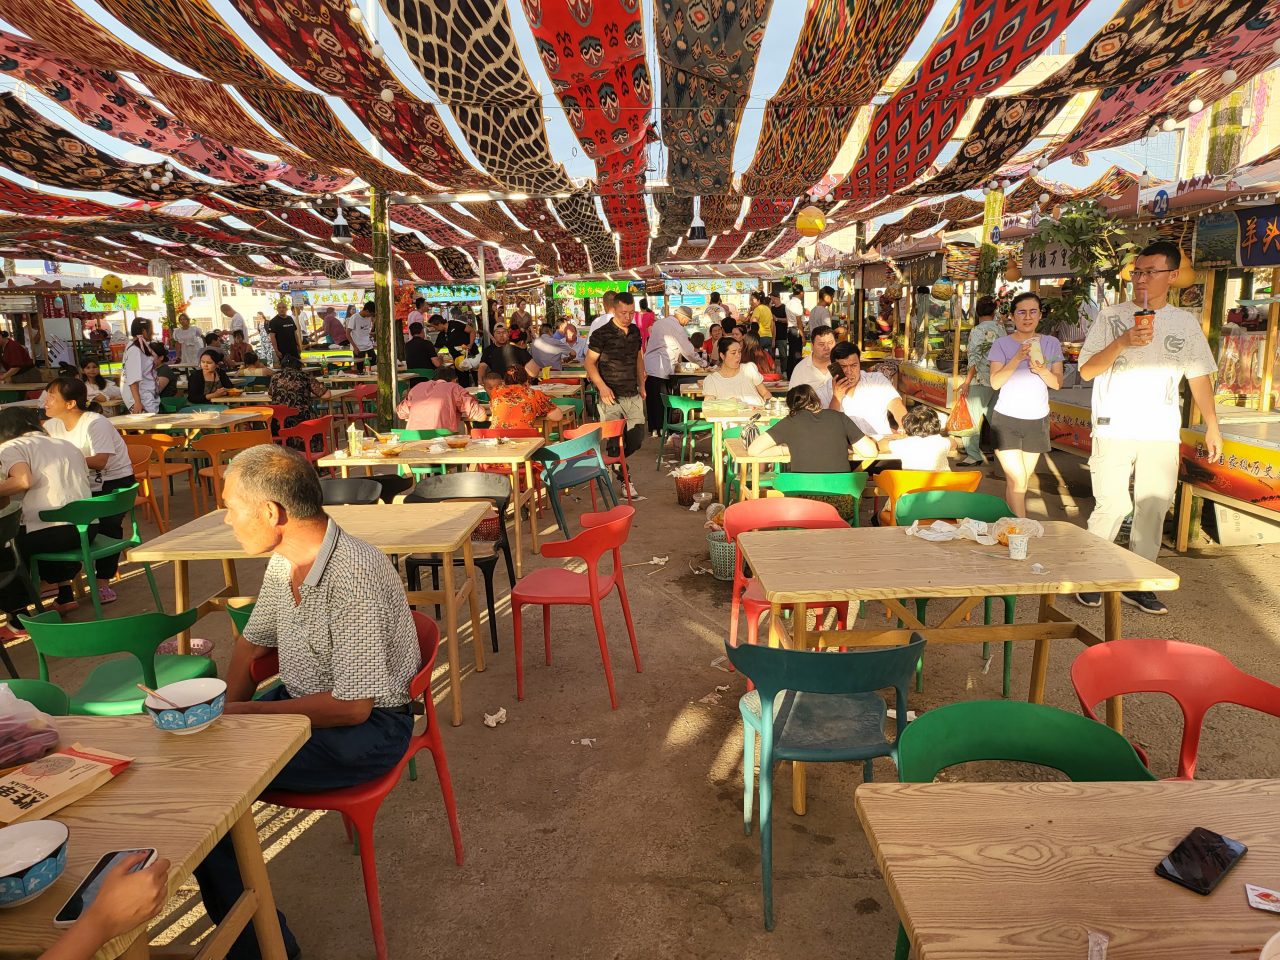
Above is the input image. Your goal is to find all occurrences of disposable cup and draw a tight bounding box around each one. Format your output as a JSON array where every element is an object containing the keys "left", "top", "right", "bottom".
[
  {"left": 1007, "top": 533, "right": 1030, "bottom": 560},
  {"left": 1260, "top": 931, "right": 1280, "bottom": 960}
]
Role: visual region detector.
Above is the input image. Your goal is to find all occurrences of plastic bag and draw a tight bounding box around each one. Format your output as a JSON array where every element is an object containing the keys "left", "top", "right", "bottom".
[
  {"left": 703, "top": 503, "right": 727, "bottom": 530},
  {"left": 945, "top": 396, "right": 974, "bottom": 433},
  {"left": 991, "top": 516, "right": 1045, "bottom": 545},
  {"left": 0, "top": 684, "right": 60, "bottom": 768}
]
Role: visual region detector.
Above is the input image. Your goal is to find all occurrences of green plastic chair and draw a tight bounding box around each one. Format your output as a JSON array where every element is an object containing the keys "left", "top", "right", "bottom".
[
  {"left": 158, "top": 395, "right": 187, "bottom": 413},
  {"left": 890, "top": 700, "right": 1156, "bottom": 959},
  {"left": 723, "top": 420, "right": 784, "bottom": 500},
  {"left": 2, "top": 678, "right": 69, "bottom": 715},
  {"left": 894, "top": 490, "right": 1017, "bottom": 697},
  {"left": 726, "top": 635, "right": 927, "bottom": 931},
  {"left": 406, "top": 367, "right": 437, "bottom": 382},
  {"left": 19, "top": 608, "right": 213, "bottom": 715},
  {"left": 655, "top": 394, "right": 712, "bottom": 469},
  {"left": 29, "top": 485, "right": 164, "bottom": 619},
  {"left": 391, "top": 428, "right": 452, "bottom": 480},
  {"left": 770, "top": 472, "right": 869, "bottom": 526}
]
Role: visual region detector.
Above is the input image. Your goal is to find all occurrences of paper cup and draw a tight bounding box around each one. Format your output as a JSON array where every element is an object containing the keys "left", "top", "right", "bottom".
[
  {"left": 1007, "top": 533, "right": 1030, "bottom": 560},
  {"left": 1260, "top": 931, "right": 1280, "bottom": 960}
]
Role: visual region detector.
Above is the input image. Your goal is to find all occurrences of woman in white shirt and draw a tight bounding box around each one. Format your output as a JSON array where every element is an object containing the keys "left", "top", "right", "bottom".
[
  {"left": 123, "top": 318, "right": 159, "bottom": 413},
  {"left": 0, "top": 407, "right": 92, "bottom": 632},
  {"left": 703, "top": 339, "right": 771, "bottom": 407},
  {"left": 80, "top": 359, "right": 123, "bottom": 406}
]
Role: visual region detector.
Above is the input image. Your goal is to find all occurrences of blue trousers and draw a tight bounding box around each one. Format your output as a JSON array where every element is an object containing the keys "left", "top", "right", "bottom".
[{"left": 193, "top": 687, "right": 413, "bottom": 960}]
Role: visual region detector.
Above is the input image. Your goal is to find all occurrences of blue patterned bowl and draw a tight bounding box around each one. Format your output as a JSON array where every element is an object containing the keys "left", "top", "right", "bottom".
[
  {"left": 0, "top": 820, "right": 69, "bottom": 909},
  {"left": 144, "top": 678, "right": 227, "bottom": 735}
]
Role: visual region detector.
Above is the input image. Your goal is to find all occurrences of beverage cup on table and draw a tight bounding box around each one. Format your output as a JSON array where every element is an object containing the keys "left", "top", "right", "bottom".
[
  {"left": 1007, "top": 533, "right": 1030, "bottom": 561},
  {"left": 1260, "top": 931, "right": 1280, "bottom": 960}
]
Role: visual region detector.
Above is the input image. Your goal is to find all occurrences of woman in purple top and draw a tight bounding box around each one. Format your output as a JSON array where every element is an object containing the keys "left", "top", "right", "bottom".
[{"left": 987, "top": 292, "right": 1064, "bottom": 516}]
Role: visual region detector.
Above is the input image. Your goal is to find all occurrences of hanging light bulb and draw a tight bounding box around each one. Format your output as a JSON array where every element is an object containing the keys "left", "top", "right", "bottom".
[
  {"left": 348, "top": 6, "right": 363, "bottom": 23},
  {"left": 1188, "top": 98, "right": 1205, "bottom": 115},
  {"left": 1274, "top": 37, "right": 1280, "bottom": 55},
  {"left": 1039, "top": 193, "right": 1050, "bottom": 204},
  {"left": 370, "top": 43, "right": 385, "bottom": 59},
  {"left": 1147, "top": 125, "right": 1159, "bottom": 138},
  {"left": 824, "top": 192, "right": 834, "bottom": 202},
  {"left": 987, "top": 179, "right": 999, "bottom": 191},
  {"left": 150, "top": 183, "right": 161, "bottom": 192},
  {"left": 141, "top": 169, "right": 152, "bottom": 180},
  {"left": 1161, "top": 116, "right": 1177, "bottom": 132},
  {"left": 1223, "top": 68, "right": 1238, "bottom": 86},
  {"left": 331, "top": 207, "right": 352, "bottom": 246},
  {"left": 1139, "top": 169, "right": 1151, "bottom": 188},
  {"left": 1035, "top": 155, "right": 1050, "bottom": 170},
  {"left": 379, "top": 88, "right": 395, "bottom": 103}
]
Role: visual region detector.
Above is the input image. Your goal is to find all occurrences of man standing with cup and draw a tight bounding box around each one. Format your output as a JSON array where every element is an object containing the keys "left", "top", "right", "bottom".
[{"left": 1075, "top": 240, "right": 1221, "bottom": 615}]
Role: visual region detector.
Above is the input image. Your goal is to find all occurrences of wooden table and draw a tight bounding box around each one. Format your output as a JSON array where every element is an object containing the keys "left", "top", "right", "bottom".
[
  {"left": 317, "top": 437, "right": 544, "bottom": 578},
  {"left": 723, "top": 436, "right": 886, "bottom": 500},
  {"left": 1, "top": 715, "right": 309, "bottom": 960},
  {"left": 736, "top": 522, "right": 1179, "bottom": 812},
  {"left": 856, "top": 778, "right": 1280, "bottom": 960},
  {"left": 110, "top": 410, "right": 261, "bottom": 433},
  {"left": 704, "top": 409, "right": 764, "bottom": 501},
  {"left": 322, "top": 372, "right": 414, "bottom": 385},
  {"left": 129, "top": 502, "right": 487, "bottom": 725},
  {"left": 679, "top": 379, "right": 790, "bottom": 397},
  {"left": 1, "top": 396, "right": 124, "bottom": 412},
  {"left": 208, "top": 389, "right": 354, "bottom": 416}
]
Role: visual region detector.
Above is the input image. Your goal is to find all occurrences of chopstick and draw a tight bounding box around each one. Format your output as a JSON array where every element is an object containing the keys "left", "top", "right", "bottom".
[{"left": 136, "top": 683, "right": 182, "bottom": 709}]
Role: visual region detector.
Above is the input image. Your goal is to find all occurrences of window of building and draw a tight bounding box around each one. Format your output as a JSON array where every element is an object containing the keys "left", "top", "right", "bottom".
[{"left": 188, "top": 278, "right": 207, "bottom": 298}]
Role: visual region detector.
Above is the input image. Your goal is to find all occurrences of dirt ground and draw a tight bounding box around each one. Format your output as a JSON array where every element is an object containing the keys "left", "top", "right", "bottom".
[{"left": 6, "top": 441, "right": 1280, "bottom": 960}]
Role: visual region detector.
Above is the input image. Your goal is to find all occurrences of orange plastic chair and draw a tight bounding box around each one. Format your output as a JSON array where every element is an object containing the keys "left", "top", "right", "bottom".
[
  {"left": 566, "top": 420, "right": 632, "bottom": 503},
  {"left": 192, "top": 431, "right": 271, "bottom": 512},
  {"left": 875, "top": 469, "right": 982, "bottom": 526},
  {"left": 254, "top": 612, "right": 462, "bottom": 960},
  {"left": 1072, "top": 639, "right": 1280, "bottom": 779},
  {"left": 512, "top": 505, "right": 640, "bottom": 709},
  {"left": 228, "top": 406, "right": 278, "bottom": 434},
  {"left": 722, "top": 499, "right": 852, "bottom": 648},
  {"left": 274, "top": 415, "right": 334, "bottom": 470},
  {"left": 125, "top": 444, "right": 167, "bottom": 533},
  {"left": 128, "top": 432, "right": 195, "bottom": 524}
]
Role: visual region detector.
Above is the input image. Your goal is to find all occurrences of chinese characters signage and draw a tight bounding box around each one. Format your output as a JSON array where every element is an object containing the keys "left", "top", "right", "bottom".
[
  {"left": 81, "top": 292, "right": 139, "bottom": 312},
  {"left": 1236, "top": 204, "right": 1280, "bottom": 268},
  {"left": 416, "top": 284, "right": 482, "bottom": 301},
  {"left": 1049, "top": 401, "right": 1093, "bottom": 454},
  {"left": 898, "top": 363, "right": 951, "bottom": 408},
  {"left": 553, "top": 280, "right": 630, "bottom": 299},
  {"left": 1178, "top": 426, "right": 1280, "bottom": 514},
  {"left": 1020, "top": 242, "right": 1072, "bottom": 278}
]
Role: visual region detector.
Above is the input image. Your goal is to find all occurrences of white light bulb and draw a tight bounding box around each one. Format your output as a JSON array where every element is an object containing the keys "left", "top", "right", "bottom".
[
  {"left": 1161, "top": 117, "right": 1177, "bottom": 132},
  {"left": 1039, "top": 193, "right": 1050, "bottom": 204},
  {"left": 379, "top": 88, "right": 394, "bottom": 103},
  {"left": 1188, "top": 98, "right": 1204, "bottom": 114},
  {"left": 1223, "top": 68, "right": 1238, "bottom": 85},
  {"left": 824, "top": 193, "right": 834, "bottom": 202},
  {"left": 348, "top": 6, "right": 363, "bottom": 23},
  {"left": 1036, "top": 156, "right": 1049, "bottom": 170},
  {"left": 142, "top": 169, "right": 152, "bottom": 180},
  {"left": 150, "top": 183, "right": 161, "bottom": 192},
  {"left": 987, "top": 179, "right": 999, "bottom": 191},
  {"left": 370, "top": 43, "right": 384, "bottom": 58}
]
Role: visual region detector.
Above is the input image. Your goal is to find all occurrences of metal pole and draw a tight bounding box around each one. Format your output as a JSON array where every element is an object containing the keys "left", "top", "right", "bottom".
[
  {"left": 477, "top": 243, "right": 489, "bottom": 344},
  {"left": 370, "top": 185, "right": 394, "bottom": 430}
]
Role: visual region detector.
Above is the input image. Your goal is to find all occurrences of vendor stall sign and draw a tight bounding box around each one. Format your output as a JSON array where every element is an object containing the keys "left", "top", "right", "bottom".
[
  {"left": 898, "top": 363, "right": 951, "bottom": 409},
  {"left": 1021, "top": 242, "right": 1072, "bottom": 278},
  {"left": 81, "top": 292, "right": 138, "bottom": 312},
  {"left": 1237, "top": 204, "right": 1280, "bottom": 269},
  {"left": 416, "top": 284, "right": 482, "bottom": 301},
  {"left": 0, "top": 294, "right": 39, "bottom": 312},
  {"left": 553, "top": 280, "right": 629, "bottom": 299},
  {"left": 309, "top": 289, "right": 370, "bottom": 307},
  {"left": 678, "top": 278, "right": 753, "bottom": 295},
  {"left": 1193, "top": 212, "right": 1240, "bottom": 268},
  {"left": 1049, "top": 401, "right": 1093, "bottom": 455},
  {"left": 1179, "top": 427, "right": 1280, "bottom": 514}
]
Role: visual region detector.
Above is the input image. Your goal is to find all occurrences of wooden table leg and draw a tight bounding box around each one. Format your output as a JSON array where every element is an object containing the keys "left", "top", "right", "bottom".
[
  {"left": 229, "top": 809, "right": 290, "bottom": 960},
  {"left": 1028, "top": 594, "right": 1053, "bottom": 704},
  {"left": 712, "top": 422, "right": 724, "bottom": 501},
  {"left": 462, "top": 540, "right": 484, "bottom": 673},
  {"left": 175, "top": 560, "right": 191, "bottom": 655},
  {"left": 221, "top": 559, "right": 240, "bottom": 597},
  {"left": 524, "top": 461, "right": 540, "bottom": 557},
  {"left": 120, "top": 937, "right": 150, "bottom": 959},
  {"left": 737, "top": 459, "right": 748, "bottom": 503},
  {"left": 440, "top": 551, "right": 464, "bottom": 726},
  {"left": 508, "top": 470, "right": 525, "bottom": 579},
  {"left": 791, "top": 602, "right": 809, "bottom": 816},
  {"left": 1104, "top": 591, "right": 1123, "bottom": 731},
  {"left": 750, "top": 462, "right": 760, "bottom": 500}
]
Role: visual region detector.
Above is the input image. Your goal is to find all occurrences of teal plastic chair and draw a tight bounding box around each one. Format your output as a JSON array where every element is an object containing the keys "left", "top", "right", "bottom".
[
  {"left": 20, "top": 608, "right": 214, "bottom": 715},
  {"left": 890, "top": 700, "right": 1156, "bottom": 959},
  {"left": 29, "top": 485, "right": 164, "bottom": 619},
  {"left": 2, "top": 678, "right": 69, "bottom": 715},
  {"left": 549, "top": 397, "right": 584, "bottom": 441},
  {"left": 406, "top": 367, "right": 437, "bottom": 382},
  {"left": 726, "top": 635, "right": 926, "bottom": 930},
  {"left": 655, "top": 394, "right": 712, "bottom": 468},
  {"left": 894, "top": 490, "right": 1017, "bottom": 697},
  {"left": 770, "top": 472, "right": 869, "bottom": 526},
  {"left": 532, "top": 432, "right": 618, "bottom": 538}
]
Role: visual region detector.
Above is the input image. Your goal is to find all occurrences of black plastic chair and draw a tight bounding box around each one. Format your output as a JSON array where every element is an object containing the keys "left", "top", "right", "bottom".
[
  {"left": 0, "top": 508, "right": 41, "bottom": 677},
  {"left": 365, "top": 474, "right": 414, "bottom": 503},
  {"left": 319, "top": 478, "right": 383, "bottom": 505},
  {"left": 404, "top": 474, "right": 514, "bottom": 654}
]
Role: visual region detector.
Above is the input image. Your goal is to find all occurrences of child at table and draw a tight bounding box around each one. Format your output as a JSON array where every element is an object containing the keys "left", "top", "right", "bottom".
[{"left": 887, "top": 404, "right": 955, "bottom": 472}]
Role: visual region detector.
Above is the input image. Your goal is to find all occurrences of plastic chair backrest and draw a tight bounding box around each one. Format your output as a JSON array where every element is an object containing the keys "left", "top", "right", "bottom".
[
  {"left": 723, "top": 498, "right": 848, "bottom": 587},
  {"left": 471, "top": 427, "right": 540, "bottom": 441},
  {"left": 367, "top": 474, "right": 414, "bottom": 503},
  {"left": 407, "top": 611, "right": 442, "bottom": 701},
  {"left": 2, "top": 678, "right": 70, "bottom": 716},
  {"left": 277, "top": 415, "right": 333, "bottom": 449},
  {"left": 126, "top": 444, "right": 154, "bottom": 472},
  {"left": 533, "top": 431, "right": 606, "bottom": 473},
  {"left": 159, "top": 396, "right": 187, "bottom": 413},
  {"left": 227, "top": 600, "right": 254, "bottom": 636},
  {"left": 393, "top": 428, "right": 453, "bottom": 442},
  {"left": 540, "top": 505, "right": 633, "bottom": 573},
  {"left": 352, "top": 384, "right": 378, "bottom": 401},
  {"left": 192, "top": 429, "right": 269, "bottom": 464},
  {"left": 1071, "top": 638, "right": 1280, "bottom": 779},
  {"left": 770, "top": 472, "right": 869, "bottom": 500},
  {"left": 895, "top": 701, "right": 1157, "bottom": 783},
  {"left": 131, "top": 433, "right": 184, "bottom": 460},
  {"left": 320, "top": 477, "right": 382, "bottom": 505},
  {"left": 565, "top": 420, "right": 623, "bottom": 442},
  {"left": 877, "top": 469, "right": 982, "bottom": 524},
  {"left": 406, "top": 367, "right": 437, "bottom": 381},
  {"left": 39, "top": 484, "right": 139, "bottom": 527},
  {"left": 895, "top": 490, "right": 1013, "bottom": 526},
  {"left": 406, "top": 472, "right": 512, "bottom": 507},
  {"left": 21, "top": 608, "right": 200, "bottom": 689},
  {"left": 661, "top": 394, "right": 703, "bottom": 420}
]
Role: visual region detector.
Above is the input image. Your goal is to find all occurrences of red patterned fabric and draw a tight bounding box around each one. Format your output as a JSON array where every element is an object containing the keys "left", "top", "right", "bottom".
[{"left": 0, "top": 175, "right": 116, "bottom": 216}]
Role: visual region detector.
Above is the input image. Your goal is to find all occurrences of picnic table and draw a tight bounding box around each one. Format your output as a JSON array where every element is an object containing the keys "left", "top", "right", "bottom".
[
  {"left": 207, "top": 388, "right": 354, "bottom": 416},
  {"left": 678, "top": 379, "right": 790, "bottom": 397},
  {"left": 856, "top": 778, "right": 1280, "bottom": 960},
  {"left": 317, "top": 437, "right": 544, "bottom": 578},
  {"left": 735, "top": 522, "right": 1179, "bottom": 813},
  {"left": 129, "top": 502, "right": 487, "bottom": 725},
  {"left": 110, "top": 410, "right": 261, "bottom": 433},
  {"left": 1, "top": 714, "right": 309, "bottom": 960}
]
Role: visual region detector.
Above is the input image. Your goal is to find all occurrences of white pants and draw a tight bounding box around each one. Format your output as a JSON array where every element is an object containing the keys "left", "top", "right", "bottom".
[{"left": 1086, "top": 437, "right": 1179, "bottom": 562}]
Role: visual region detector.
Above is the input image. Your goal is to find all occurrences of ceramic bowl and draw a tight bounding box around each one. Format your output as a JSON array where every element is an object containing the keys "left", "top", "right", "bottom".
[
  {"left": 144, "top": 678, "right": 227, "bottom": 735},
  {"left": 445, "top": 435, "right": 470, "bottom": 449},
  {"left": 0, "top": 820, "right": 69, "bottom": 909}
]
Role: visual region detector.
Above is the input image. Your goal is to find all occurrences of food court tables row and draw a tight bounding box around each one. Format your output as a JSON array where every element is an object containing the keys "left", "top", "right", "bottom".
[
  {"left": 130, "top": 502, "right": 487, "bottom": 726},
  {"left": 857, "top": 778, "right": 1280, "bottom": 960},
  {"left": 111, "top": 410, "right": 263, "bottom": 433},
  {"left": 3, "top": 714, "right": 308, "bottom": 960},
  {"left": 735, "top": 522, "right": 1179, "bottom": 814}
]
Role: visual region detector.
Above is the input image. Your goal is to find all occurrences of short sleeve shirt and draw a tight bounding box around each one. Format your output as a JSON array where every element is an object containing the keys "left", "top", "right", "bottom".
[
  {"left": 703, "top": 364, "right": 764, "bottom": 406},
  {"left": 588, "top": 321, "right": 642, "bottom": 396},
  {"left": 765, "top": 410, "right": 864, "bottom": 473},
  {"left": 790, "top": 356, "right": 833, "bottom": 406},
  {"left": 990, "top": 334, "right": 1064, "bottom": 420},
  {"left": 489, "top": 384, "right": 555, "bottom": 429},
  {"left": 43, "top": 412, "right": 133, "bottom": 489},
  {"left": 480, "top": 343, "right": 532, "bottom": 376},
  {"left": 751, "top": 305, "right": 775, "bottom": 338},
  {"left": 243, "top": 521, "right": 418, "bottom": 707},
  {"left": 0, "top": 433, "right": 91, "bottom": 531},
  {"left": 266, "top": 315, "right": 302, "bottom": 358},
  {"left": 839, "top": 371, "right": 902, "bottom": 438},
  {"left": 1078, "top": 301, "right": 1216, "bottom": 441},
  {"left": 966, "top": 320, "right": 1004, "bottom": 387}
]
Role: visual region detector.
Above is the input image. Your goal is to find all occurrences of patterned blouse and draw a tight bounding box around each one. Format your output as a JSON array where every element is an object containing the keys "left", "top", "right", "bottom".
[
  {"left": 268, "top": 368, "right": 323, "bottom": 428},
  {"left": 489, "top": 385, "right": 554, "bottom": 430}
]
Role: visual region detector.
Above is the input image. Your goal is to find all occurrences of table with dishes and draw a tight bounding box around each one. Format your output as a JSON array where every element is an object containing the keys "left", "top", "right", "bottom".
[
  {"left": 700, "top": 401, "right": 787, "bottom": 502},
  {"left": 1, "top": 714, "right": 309, "bottom": 960},
  {"left": 322, "top": 371, "right": 416, "bottom": 385},
  {"left": 856, "top": 778, "right": 1280, "bottom": 960},
  {"left": 678, "top": 379, "right": 790, "bottom": 397},
  {"left": 207, "top": 388, "right": 354, "bottom": 417},
  {"left": 128, "top": 502, "right": 488, "bottom": 725},
  {"left": 110, "top": 410, "right": 262, "bottom": 434},
  {"left": 317, "top": 436, "right": 544, "bottom": 578},
  {"left": 468, "top": 383, "right": 582, "bottom": 438},
  {"left": 722, "top": 436, "right": 887, "bottom": 500}
]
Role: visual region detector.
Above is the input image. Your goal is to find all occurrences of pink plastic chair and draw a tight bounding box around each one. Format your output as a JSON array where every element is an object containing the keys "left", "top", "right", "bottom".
[
  {"left": 723, "top": 498, "right": 851, "bottom": 648},
  {"left": 511, "top": 505, "right": 641, "bottom": 708},
  {"left": 1071, "top": 638, "right": 1280, "bottom": 779}
]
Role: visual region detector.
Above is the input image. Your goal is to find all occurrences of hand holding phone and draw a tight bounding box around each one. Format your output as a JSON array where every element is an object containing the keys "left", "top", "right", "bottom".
[
  {"left": 54, "top": 848, "right": 166, "bottom": 928},
  {"left": 1155, "top": 827, "right": 1246, "bottom": 895}
]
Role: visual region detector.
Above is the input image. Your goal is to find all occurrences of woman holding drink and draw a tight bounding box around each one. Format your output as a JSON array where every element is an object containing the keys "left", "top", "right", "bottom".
[{"left": 987, "top": 292, "right": 1064, "bottom": 516}]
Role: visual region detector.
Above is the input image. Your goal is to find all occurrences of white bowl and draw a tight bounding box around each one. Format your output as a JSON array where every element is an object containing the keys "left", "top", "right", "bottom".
[
  {"left": 0, "top": 820, "right": 69, "bottom": 908},
  {"left": 144, "top": 677, "right": 227, "bottom": 735}
]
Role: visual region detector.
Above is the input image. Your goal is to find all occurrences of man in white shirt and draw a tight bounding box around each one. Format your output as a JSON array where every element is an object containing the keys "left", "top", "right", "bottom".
[
  {"left": 790, "top": 325, "right": 837, "bottom": 406},
  {"left": 1075, "top": 240, "right": 1220, "bottom": 616},
  {"left": 787, "top": 284, "right": 806, "bottom": 331},
  {"left": 172, "top": 312, "right": 204, "bottom": 366},
  {"left": 808, "top": 286, "right": 834, "bottom": 335},
  {"left": 220, "top": 304, "right": 247, "bottom": 340},
  {"left": 643, "top": 305, "right": 707, "bottom": 433},
  {"left": 348, "top": 301, "right": 376, "bottom": 372},
  {"left": 829, "top": 341, "right": 906, "bottom": 438},
  {"left": 587, "top": 290, "right": 618, "bottom": 335},
  {"left": 406, "top": 297, "right": 426, "bottom": 330},
  {"left": 529, "top": 324, "right": 577, "bottom": 371}
]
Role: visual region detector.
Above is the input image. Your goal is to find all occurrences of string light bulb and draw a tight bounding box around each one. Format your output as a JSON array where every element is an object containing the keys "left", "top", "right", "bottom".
[
  {"left": 348, "top": 6, "right": 363, "bottom": 23},
  {"left": 1035, "top": 156, "right": 1050, "bottom": 170},
  {"left": 1223, "top": 68, "right": 1238, "bottom": 85},
  {"left": 1188, "top": 98, "right": 1204, "bottom": 114},
  {"left": 370, "top": 43, "right": 384, "bottom": 59},
  {"left": 379, "top": 88, "right": 395, "bottom": 103},
  {"left": 1161, "top": 116, "right": 1177, "bottom": 132},
  {"left": 1139, "top": 169, "right": 1151, "bottom": 188},
  {"left": 1039, "top": 193, "right": 1050, "bottom": 204}
]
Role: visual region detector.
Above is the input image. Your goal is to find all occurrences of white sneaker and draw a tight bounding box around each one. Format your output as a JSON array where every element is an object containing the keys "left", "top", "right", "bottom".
[{"left": 622, "top": 480, "right": 639, "bottom": 498}]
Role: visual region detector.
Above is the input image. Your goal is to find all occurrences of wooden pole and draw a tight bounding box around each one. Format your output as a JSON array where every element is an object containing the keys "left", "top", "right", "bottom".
[
  {"left": 950, "top": 293, "right": 962, "bottom": 381},
  {"left": 478, "top": 243, "right": 489, "bottom": 345},
  {"left": 370, "top": 185, "right": 394, "bottom": 430},
  {"left": 1261, "top": 268, "right": 1280, "bottom": 414}
]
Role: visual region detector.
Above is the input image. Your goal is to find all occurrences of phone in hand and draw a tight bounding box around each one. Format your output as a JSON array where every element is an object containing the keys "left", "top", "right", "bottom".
[
  {"left": 53, "top": 848, "right": 158, "bottom": 927},
  {"left": 828, "top": 362, "right": 844, "bottom": 380},
  {"left": 1155, "top": 828, "right": 1246, "bottom": 895}
]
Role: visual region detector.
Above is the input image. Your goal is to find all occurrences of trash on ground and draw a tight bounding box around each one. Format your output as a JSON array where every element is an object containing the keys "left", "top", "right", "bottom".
[
  {"left": 571, "top": 738, "right": 597, "bottom": 747},
  {"left": 710, "top": 655, "right": 730, "bottom": 673},
  {"left": 698, "top": 692, "right": 721, "bottom": 705},
  {"left": 482, "top": 708, "right": 507, "bottom": 728},
  {"left": 885, "top": 708, "right": 918, "bottom": 722},
  {"left": 715, "top": 684, "right": 729, "bottom": 693}
]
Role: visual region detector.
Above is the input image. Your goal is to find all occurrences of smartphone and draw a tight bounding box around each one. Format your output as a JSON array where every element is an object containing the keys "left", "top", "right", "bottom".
[
  {"left": 828, "top": 362, "right": 843, "bottom": 380},
  {"left": 53, "top": 848, "right": 157, "bottom": 927},
  {"left": 1155, "top": 828, "right": 1246, "bottom": 895}
]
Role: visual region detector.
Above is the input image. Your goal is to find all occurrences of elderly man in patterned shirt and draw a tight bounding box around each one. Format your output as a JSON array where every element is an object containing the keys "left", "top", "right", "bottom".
[{"left": 193, "top": 443, "right": 419, "bottom": 960}]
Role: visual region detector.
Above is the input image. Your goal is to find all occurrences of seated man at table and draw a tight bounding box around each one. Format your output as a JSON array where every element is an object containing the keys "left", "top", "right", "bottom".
[
  {"left": 193, "top": 444, "right": 419, "bottom": 960},
  {"left": 403, "top": 321, "right": 440, "bottom": 370},
  {"left": 396, "top": 364, "right": 483, "bottom": 431}
]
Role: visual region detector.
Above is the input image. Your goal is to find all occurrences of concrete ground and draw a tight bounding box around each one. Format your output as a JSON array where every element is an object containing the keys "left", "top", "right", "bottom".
[{"left": 6, "top": 439, "right": 1280, "bottom": 959}]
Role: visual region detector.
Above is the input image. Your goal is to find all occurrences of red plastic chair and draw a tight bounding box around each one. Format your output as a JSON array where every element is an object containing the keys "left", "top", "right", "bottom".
[
  {"left": 566, "top": 420, "right": 632, "bottom": 503},
  {"left": 253, "top": 612, "right": 461, "bottom": 960},
  {"left": 723, "top": 499, "right": 852, "bottom": 648},
  {"left": 274, "top": 415, "right": 334, "bottom": 468},
  {"left": 512, "top": 505, "right": 640, "bottom": 708},
  {"left": 343, "top": 383, "right": 378, "bottom": 424},
  {"left": 1071, "top": 638, "right": 1280, "bottom": 780}
]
